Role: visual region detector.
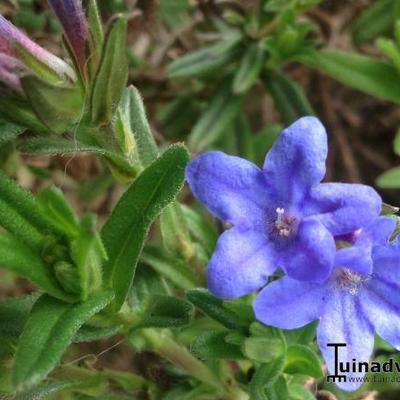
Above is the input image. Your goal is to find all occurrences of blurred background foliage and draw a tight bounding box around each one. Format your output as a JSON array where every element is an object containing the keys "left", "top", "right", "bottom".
[{"left": 1, "top": 0, "right": 400, "bottom": 399}]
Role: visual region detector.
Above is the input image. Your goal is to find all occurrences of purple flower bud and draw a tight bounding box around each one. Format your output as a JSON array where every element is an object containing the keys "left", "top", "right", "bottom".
[
  {"left": 47, "top": 0, "right": 88, "bottom": 74},
  {"left": 0, "top": 15, "right": 75, "bottom": 80}
]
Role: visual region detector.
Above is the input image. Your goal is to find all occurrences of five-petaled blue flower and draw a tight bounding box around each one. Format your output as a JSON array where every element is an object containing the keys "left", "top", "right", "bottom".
[
  {"left": 185, "top": 116, "right": 381, "bottom": 298},
  {"left": 254, "top": 217, "right": 397, "bottom": 391}
]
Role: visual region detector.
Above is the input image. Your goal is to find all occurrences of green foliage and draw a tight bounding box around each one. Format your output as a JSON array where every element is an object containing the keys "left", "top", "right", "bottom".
[
  {"left": 101, "top": 144, "right": 189, "bottom": 310},
  {"left": 13, "top": 290, "right": 114, "bottom": 388}
]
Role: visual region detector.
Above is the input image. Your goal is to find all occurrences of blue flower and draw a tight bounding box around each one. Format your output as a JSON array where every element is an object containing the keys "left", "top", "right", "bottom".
[
  {"left": 185, "top": 116, "right": 381, "bottom": 298},
  {"left": 254, "top": 217, "right": 397, "bottom": 391}
]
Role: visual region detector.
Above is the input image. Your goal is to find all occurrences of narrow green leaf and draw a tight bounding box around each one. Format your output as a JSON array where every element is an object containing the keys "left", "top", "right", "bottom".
[
  {"left": 233, "top": 42, "right": 266, "bottom": 94},
  {"left": 285, "top": 344, "right": 323, "bottom": 378},
  {"left": 116, "top": 86, "right": 159, "bottom": 168},
  {"left": 101, "top": 144, "right": 189, "bottom": 310},
  {"left": 377, "top": 166, "right": 400, "bottom": 188},
  {"left": 87, "top": 0, "right": 104, "bottom": 68},
  {"left": 167, "top": 34, "right": 242, "bottom": 79},
  {"left": 188, "top": 81, "right": 242, "bottom": 150},
  {"left": 249, "top": 357, "right": 285, "bottom": 400},
  {"left": 191, "top": 331, "right": 243, "bottom": 360},
  {"left": 187, "top": 289, "right": 247, "bottom": 331},
  {"left": 73, "top": 324, "right": 122, "bottom": 343},
  {"left": 0, "top": 121, "right": 25, "bottom": 147},
  {"left": 140, "top": 245, "right": 198, "bottom": 290},
  {"left": 288, "top": 383, "right": 316, "bottom": 400},
  {"left": 0, "top": 170, "right": 53, "bottom": 247},
  {"left": 13, "top": 377, "right": 105, "bottom": 400},
  {"left": 13, "top": 290, "right": 114, "bottom": 388},
  {"left": 21, "top": 76, "right": 83, "bottom": 134},
  {"left": 36, "top": 187, "right": 80, "bottom": 238},
  {"left": 242, "top": 336, "right": 286, "bottom": 363},
  {"left": 284, "top": 321, "right": 317, "bottom": 345},
  {"left": 353, "top": 0, "right": 395, "bottom": 44},
  {"left": 133, "top": 295, "right": 194, "bottom": 329},
  {"left": 0, "top": 234, "right": 69, "bottom": 301},
  {"left": 297, "top": 49, "right": 400, "bottom": 103},
  {"left": 91, "top": 16, "right": 128, "bottom": 126},
  {"left": 17, "top": 137, "right": 137, "bottom": 181},
  {"left": 263, "top": 71, "right": 315, "bottom": 124},
  {"left": 265, "top": 375, "right": 289, "bottom": 400}
]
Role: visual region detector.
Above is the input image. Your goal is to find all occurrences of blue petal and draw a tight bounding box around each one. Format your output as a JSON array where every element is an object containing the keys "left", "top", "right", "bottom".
[
  {"left": 359, "top": 278, "right": 400, "bottom": 350},
  {"left": 276, "top": 217, "right": 335, "bottom": 282},
  {"left": 372, "top": 240, "right": 400, "bottom": 283},
  {"left": 253, "top": 277, "right": 328, "bottom": 329},
  {"left": 335, "top": 247, "right": 372, "bottom": 275},
  {"left": 263, "top": 116, "right": 327, "bottom": 206},
  {"left": 355, "top": 217, "right": 396, "bottom": 247},
  {"left": 207, "top": 227, "right": 275, "bottom": 299},
  {"left": 186, "top": 151, "right": 271, "bottom": 230},
  {"left": 306, "top": 183, "right": 381, "bottom": 236},
  {"left": 317, "top": 290, "right": 374, "bottom": 392}
]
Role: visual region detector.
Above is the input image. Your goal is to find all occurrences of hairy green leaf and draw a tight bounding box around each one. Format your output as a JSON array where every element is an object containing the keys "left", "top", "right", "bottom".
[
  {"left": 377, "top": 166, "right": 400, "bottom": 188},
  {"left": 101, "top": 144, "right": 189, "bottom": 310},
  {"left": 13, "top": 290, "right": 114, "bottom": 388},
  {"left": 285, "top": 344, "right": 323, "bottom": 378},
  {"left": 91, "top": 16, "right": 128, "bottom": 126},
  {"left": 187, "top": 289, "right": 247, "bottom": 331}
]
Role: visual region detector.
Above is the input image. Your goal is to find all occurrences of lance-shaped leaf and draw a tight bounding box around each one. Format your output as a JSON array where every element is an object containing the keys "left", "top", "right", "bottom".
[
  {"left": 263, "top": 71, "right": 314, "bottom": 125},
  {"left": 297, "top": 48, "right": 400, "bottom": 104},
  {"left": 91, "top": 16, "right": 128, "bottom": 126},
  {"left": 0, "top": 15, "right": 74, "bottom": 81},
  {"left": 0, "top": 170, "right": 55, "bottom": 248},
  {"left": 48, "top": 0, "right": 88, "bottom": 74},
  {"left": 167, "top": 34, "right": 242, "bottom": 79},
  {"left": 188, "top": 81, "right": 242, "bottom": 150},
  {"left": 101, "top": 144, "right": 189, "bottom": 311},
  {"left": 233, "top": 42, "right": 266, "bottom": 94},
  {"left": 87, "top": 0, "right": 104, "bottom": 76},
  {"left": 0, "top": 120, "right": 25, "bottom": 147},
  {"left": 352, "top": 0, "right": 396, "bottom": 45},
  {"left": 0, "top": 234, "right": 70, "bottom": 301},
  {"left": 13, "top": 290, "right": 114, "bottom": 388},
  {"left": 21, "top": 75, "right": 83, "bottom": 134},
  {"left": 17, "top": 137, "right": 138, "bottom": 181}
]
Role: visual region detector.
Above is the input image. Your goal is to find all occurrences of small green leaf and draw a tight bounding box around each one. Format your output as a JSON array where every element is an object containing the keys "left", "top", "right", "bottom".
[
  {"left": 101, "top": 144, "right": 189, "bottom": 310},
  {"left": 0, "top": 234, "right": 69, "bottom": 300},
  {"left": 233, "top": 42, "right": 266, "bottom": 94},
  {"left": 285, "top": 344, "right": 323, "bottom": 378},
  {"left": 187, "top": 289, "right": 247, "bottom": 331},
  {"left": 115, "top": 86, "right": 159, "bottom": 168},
  {"left": 21, "top": 76, "right": 83, "bottom": 134},
  {"left": 134, "top": 295, "right": 194, "bottom": 329},
  {"left": 249, "top": 356, "right": 286, "bottom": 400},
  {"left": 167, "top": 34, "right": 242, "bottom": 79},
  {"left": 0, "top": 121, "right": 25, "bottom": 147},
  {"left": 263, "top": 71, "right": 315, "bottom": 124},
  {"left": 265, "top": 375, "right": 289, "bottom": 400},
  {"left": 297, "top": 49, "right": 400, "bottom": 104},
  {"left": 288, "top": 383, "right": 316, "bottom": 400},
  {"left": 87, "top": 0, "right": 104, "bottom": 73},
  {"left": 91, "top": 16, "right": 128, "bottom": 126},
  {"left": 242, "top": 336, "right": 286, "bottom": 363},
  {"left": 140, "top": 245, "right": 198, "bottom": 290},
  {"left": 353, "top": 0, "right": 396, "bottom": 44},
  {"left": 377, "top": 166, "right": 400, "bottom": 188},
  {"left": 36, "top": 187, "right": 80, "bottom": 238},
  {"left": 188, "top": 81, "right": 242, "bottom": 150},
  {"left": 17, "top": 137, "right": 137, "bottom": 181},
  {"left": 284, "top": 321, "right": 317, "bottom": 345},
  {"left": 13, "top": 289, "right": 114, "bottom": 388},
  {"left": 191, "top": 331, "right": 243, "bottom": 360},
  {"left": 13, "top": 377, "right": 105, "bottom": 400},
  {"left": 73, "top": 324, "right": 122, "bottom": 343}
]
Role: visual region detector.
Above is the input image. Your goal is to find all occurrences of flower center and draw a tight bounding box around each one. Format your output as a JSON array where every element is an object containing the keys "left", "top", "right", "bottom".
[
  {"left": 332, "top": 268, "right": 369, "bottom": 295},
  {"left": 274, "top": 208, "right": 297, "bottom": 238}
]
